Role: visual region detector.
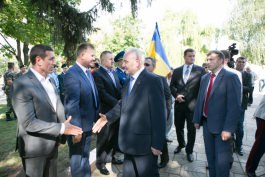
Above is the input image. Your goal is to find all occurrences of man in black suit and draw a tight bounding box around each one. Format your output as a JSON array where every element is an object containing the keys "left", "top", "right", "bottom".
[
  {"left": 58, "top": 63, "right": 68, "bottom": 103},
  {"left": 235, "top": 56, "right": 252, "bottom": 156},
  {"left": 93, "top": 51, "right": 122, "bottom": 175},
  {"left": 144, "top": 57, "right": 172, "bottom": 168},
  {"left": 170, "top": 48, "right": 206, "bottom": 162},
  {"left": 93, "top": 48, "right": 166, "bottom": 177},
  {"left": 11, "top": 44, "right": 82, "bottom": 177}
]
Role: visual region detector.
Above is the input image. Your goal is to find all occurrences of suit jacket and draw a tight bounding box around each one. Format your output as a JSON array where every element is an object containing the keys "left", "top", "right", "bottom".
[
  {"left": 12, "top": 70, "right": 65, "bottom": 158},
  {"left": 241, "top": 71, "right": 252, "bottom": 110},
  {"left": 64, "top": 64, "right": 99, "bottom": 132},
  {"left": 170, "top": 64, "right": 206, "bottom": 112},
  {"left": 93, "top": 67, "right": 122, "bottom": 114},
  {"left": 193, "top": 68, "right": 241, "bottom": 134},
  {"left": 254, "top": 95, "right": 265, "bottom": 120},
  {"left": 106, "top": 69, "right": 166, "bottom": 155},
  {"left": 58, "top": 72, "right": 66, "bottom": 95},
  {"left": 159, "top": 75, "right": 172, "bottom": 118}
]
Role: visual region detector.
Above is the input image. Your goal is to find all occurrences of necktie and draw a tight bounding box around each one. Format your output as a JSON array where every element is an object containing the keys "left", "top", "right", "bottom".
[
  {"left": 184, "top": 65, "right": 190, "bottom": 84},
  {"left": 128, "top": 76, "right": 135, "bottom": 96},
  {"left": 109, "top": 70, "right": 117, "bottom": 87},
  {"left": 203, "top": 73, "right": 216, "bottom": 116},
  {"left": 86, "top": 70, "right": 98, "bottom": 107}
]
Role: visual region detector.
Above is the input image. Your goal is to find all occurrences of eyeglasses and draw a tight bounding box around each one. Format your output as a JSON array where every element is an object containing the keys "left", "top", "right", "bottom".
[{"left": 144, "top": 63, "right": 151, "bottom": 67}]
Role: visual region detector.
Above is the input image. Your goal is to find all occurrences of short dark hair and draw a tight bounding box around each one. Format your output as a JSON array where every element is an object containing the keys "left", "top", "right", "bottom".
[
  {"left": 145, "top": 57, "right": 156, "bottom": 67},
  {"left": 30, "top": 44, "right": 53, "bottom": 65},
  {"left": 184, "top": 48, "right": 195, "bottom": 56},
  {"left": 76, "top": 43, "right": 95, "bottom": 58},
  {"left": 237, "top": 56, "right": 247, "bottom": 61},
  {"left": 207, "top": 50, "right": 225, "bottom": 60},
  {"left": 220, "top": 50, "right": 231, "bottom": 60},
  {"left": 7, "top": 62, "right": 14, "bottom": 69},
  {"left": 100, "top": 51, "right": 112, "bottom": 60}
]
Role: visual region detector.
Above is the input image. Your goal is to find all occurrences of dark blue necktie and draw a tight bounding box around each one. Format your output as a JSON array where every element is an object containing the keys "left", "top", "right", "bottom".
[{"left": 86, "top": 70, "right": 98, "bottom": 107}]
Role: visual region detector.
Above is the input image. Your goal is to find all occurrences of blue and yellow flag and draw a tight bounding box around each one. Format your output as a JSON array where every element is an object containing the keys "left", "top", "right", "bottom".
[{"left": 148, "top": 23, "right": 171, "bottom": 76}]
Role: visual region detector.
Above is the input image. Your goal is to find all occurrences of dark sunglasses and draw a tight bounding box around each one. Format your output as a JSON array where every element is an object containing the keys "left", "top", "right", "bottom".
[{"left": 144, "top": 63, "right": 151, "bottom": 67}]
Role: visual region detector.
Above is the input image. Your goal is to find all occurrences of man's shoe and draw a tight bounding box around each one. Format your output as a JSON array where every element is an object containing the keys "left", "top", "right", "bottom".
[
  {"left": 238, "top": 148, "right": 243, "bottom": 156},
  {"left": 158, "top": 160, "right": 169, "bottom": 168},
  {"left": 166, "top": 138, "right": 173, "bottom": 143},
  {"left": 97, "top": 165, "right": 110, "bottom": 175},
  {"left": 246, "top": 171, "right": 257, "bottom": 177},
  {"left": 112, "top": 158, "right": 123, "bottom": 165},
  {"left": 174, "top": 146, "right": 185, "bottom": 154},
  {"left": 187, "top": 153, "right": 194, "bottom": 162}
]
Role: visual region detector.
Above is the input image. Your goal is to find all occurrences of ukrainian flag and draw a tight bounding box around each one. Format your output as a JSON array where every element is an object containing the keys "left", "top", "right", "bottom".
[{"left": 148, "top": 23, "right": 171, "bottom": 76}]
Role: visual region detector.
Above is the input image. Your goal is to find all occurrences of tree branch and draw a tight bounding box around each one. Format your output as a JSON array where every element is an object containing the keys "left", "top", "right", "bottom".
[
  {"left": 0, "top": 42, "right": 17, "bottom": 56},
  {"left": 0, "top": 33, "right": 16, "bottom": 54}
]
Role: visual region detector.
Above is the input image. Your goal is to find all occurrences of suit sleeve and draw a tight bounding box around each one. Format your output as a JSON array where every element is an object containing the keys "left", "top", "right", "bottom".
[
  {"left": 224, "top": 74, "right": 242, "bottom": 133},
  {"left": 150, "top": 77, "right": 166, "bottom": 150},
  {"left": 93, "top": 72, "right": 119, "bottom": 107},
  {"left": 170, "top": 69, "right": 179, "bottom": 98},
  {"left": 12, "top": 79, "right": 61, "bottom": 136},
  {"left": 64, "top": 72, "right": 82, "bottom": 128},
  {"left": 105, "top": 100, "right": 121, "bottom": 124},
  {"left": 161, "top": 77, "right": 172, "bottom": 118},
  {"left": 243, "top": 73, "right": 252, "bottom": 94}
]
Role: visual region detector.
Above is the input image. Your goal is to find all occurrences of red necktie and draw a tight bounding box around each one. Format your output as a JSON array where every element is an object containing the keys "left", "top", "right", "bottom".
[{"left": 203, "top": 73, "right": 215, "bottom": 116}]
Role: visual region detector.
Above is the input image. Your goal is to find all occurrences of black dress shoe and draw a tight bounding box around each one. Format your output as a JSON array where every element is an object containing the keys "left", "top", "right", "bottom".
[
  {"left": 187, "top": 153, "right": 194, "bottom": 162},
  {"left": 97, "top": 165, "right": 110, "bottom": 175},
  {"left": 246, "top": 171, "right": 257, "bottom": 177},
  {"left": 166, "top": 138, "right": 173, "bottom": 143},
  {"left": 174, "top": 146, "right": 185, "bottom": 154},
  {"left": 158, "top": 160, "right": 169, "bottom": 168},
  {"left": 112, "top": 158, "right": 123, "bottom": 165},
  {"left": 238, "top": 148, "right": 243, "bottom": 156}
]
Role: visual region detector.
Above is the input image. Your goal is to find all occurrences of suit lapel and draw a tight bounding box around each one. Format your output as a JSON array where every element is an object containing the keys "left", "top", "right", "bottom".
[
  {"left": 180, "top": 66, "right": 185, "bottom": 85},
  {"left": 100, "top": 67, "right": 117, "bottom": 89},
  {"left": 27, "top": 70, "right": 56, "bottom": 112},
  {"left": 186, "top": 65, "right": 196, "bottom": 84},
  {"left": 209, "top": 68, "right": 225, "bottom": 99}
]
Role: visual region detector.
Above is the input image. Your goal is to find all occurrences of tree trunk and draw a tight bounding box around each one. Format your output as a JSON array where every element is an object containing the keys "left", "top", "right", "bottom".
[
  {"left": 16, "top": 40, "right": 23, "bottom": 66},
  {"left": 23, "top": 42, "right": 29, "bottom": 66}
]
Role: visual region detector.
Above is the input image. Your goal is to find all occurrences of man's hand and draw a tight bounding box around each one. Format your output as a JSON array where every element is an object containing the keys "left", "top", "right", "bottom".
[
  {"left": 72, "top": 134, "right": 82, "bottom": 144},
  {"left": 63, "top": 116, "right": 83, "bottom": 135},
  {"left": 221, "top": 131, "right": 231, "bottom": 141},
  {"left": 194, "top": 123, "right": 200, "bottom": 129},
  {"left": 92, "top": 113, "right": 108, "bottom": 133},
  {"left": 151, "top": 147, "right": 162, "bottom": 156},
  {"left": 176, "top": 95, "right": 185, "bottom": 103}
]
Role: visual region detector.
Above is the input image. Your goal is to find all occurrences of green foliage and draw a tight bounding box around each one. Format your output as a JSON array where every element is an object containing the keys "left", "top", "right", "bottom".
[{"left": 226, "top": 0, "right": 265, "bottom": 64}]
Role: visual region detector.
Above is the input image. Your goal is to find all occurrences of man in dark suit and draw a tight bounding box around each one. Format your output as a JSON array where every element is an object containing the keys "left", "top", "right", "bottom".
[
  {"left": 193, "top": 50, "right": 241, "bottom": 177},
  {"left": 64, "top": 43, "right": 100, "bottom": 177},
  {"left": 235, "top": 56, "right": 252, "bottom": 156},
  {"left": 170, "top": 48, "right": 206, "bottom": 162},
  {"left": 11, "top": 44, "right": 83, "bottom": 177},
  {"left": 144, "top": 57, "right": 172, "bottom": 168},
  {"left": 58, "top": 63, "right": 68, "bottom": 103},
  {"left": 114, "top": 50, "right": 128, "bottom": 86},
  {"left": 93, "top": 51, "right": 122, "bottom": 175},
  {"left": 93, "top": 48, "right": 166, "bottom": 177}
]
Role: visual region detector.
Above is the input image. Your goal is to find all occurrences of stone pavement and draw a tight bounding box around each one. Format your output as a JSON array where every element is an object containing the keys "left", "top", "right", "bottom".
[{"left": 92, "top": 89, "right": 265, "bottom": 177}]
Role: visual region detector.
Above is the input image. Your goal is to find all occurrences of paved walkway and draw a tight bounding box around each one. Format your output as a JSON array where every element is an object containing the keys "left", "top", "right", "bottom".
[{"left": 92, "top": 89, "right": 265, "bottom": 177}]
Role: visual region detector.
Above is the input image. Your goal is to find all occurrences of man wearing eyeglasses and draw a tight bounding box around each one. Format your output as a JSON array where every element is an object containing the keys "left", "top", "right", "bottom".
[{"left": 235, "top": 56, "right": 252, "bottom": 156}]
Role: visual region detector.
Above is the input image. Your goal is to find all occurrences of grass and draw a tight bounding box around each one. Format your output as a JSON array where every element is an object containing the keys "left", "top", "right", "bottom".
[{"left": 0, "top": 103, "right": 96, "bottom": 177}]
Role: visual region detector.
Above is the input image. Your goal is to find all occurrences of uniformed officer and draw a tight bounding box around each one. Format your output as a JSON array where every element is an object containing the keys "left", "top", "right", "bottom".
[
  {"left": 3, "top": 62, "right": 16, "bottom": 121},
  {"left": 114, "top": 51, "right": 128, "bottom": 86}
]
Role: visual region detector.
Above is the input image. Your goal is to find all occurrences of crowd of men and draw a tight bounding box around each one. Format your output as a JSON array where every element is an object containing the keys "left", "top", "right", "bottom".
[{"left": 4, "top": 43, "right": 264, "bottom": 177}]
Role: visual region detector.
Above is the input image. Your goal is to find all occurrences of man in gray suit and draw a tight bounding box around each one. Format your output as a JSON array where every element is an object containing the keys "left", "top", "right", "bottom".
[
  {"left": 12, "top": 44, "right": 83, "bottom": 177},
  {"left": 246, "top": 96, "right": 265, "bottom": 177}
]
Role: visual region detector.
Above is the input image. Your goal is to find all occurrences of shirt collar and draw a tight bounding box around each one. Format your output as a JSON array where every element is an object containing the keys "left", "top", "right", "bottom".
[
  {"left": 131, "top": 67, "right": 145, "bottom": 80},
  {"left": 101, "top": 65, "right": 113, "bottom": 73},
  {"left": 76, "top": 61, "right": 88, "bottom": 73},
  {"left": 30, "top": 68, "right": 50, "bottom": 82},
  {"left": 212, "top": 66, "right": 223, "bottom": 77},
  {"left": 184, "top": 64, "right": 193, "bottom": 69}
]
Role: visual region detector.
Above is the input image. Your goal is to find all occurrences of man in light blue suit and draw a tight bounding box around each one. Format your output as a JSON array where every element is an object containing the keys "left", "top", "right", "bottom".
[
  {"left": 64, "top": 43, "right": 100, "bottom": 177},
  {"left": 193, "top": 50, "right": 241, "bottom": 177}
]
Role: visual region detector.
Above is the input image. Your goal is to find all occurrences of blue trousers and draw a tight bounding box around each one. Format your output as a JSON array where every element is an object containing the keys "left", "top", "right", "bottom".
[
  {"left": 68, "top": 132, "right": 91, "bottom": 177},
  {"left": 203, "top": 122, "right": 233, "bottom": 177}
]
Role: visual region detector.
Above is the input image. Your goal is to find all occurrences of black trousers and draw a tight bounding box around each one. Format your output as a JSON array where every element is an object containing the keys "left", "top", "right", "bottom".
[
  {"left": 22, "top": 147, "right": 58, "bottom": 177},
  {"left": 174, "top": 110, "right": 196, "bottom": 154},
  {"left": 123, "top": 153, "right": 159, "bottom": 177},
  {"left": 248, "top": 86, "right": 254, "bottom": 104},
  {"left": 96, "top": 121, "right": 119, "bottom": 164},
  {"left": 160, "top": 140, "right": 169, "bottom": 162}
]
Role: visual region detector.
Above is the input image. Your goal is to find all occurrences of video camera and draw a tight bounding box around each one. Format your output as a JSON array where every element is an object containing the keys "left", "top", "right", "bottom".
[{"left": 227, "top": 43, "right": 239, "bottom": 68}]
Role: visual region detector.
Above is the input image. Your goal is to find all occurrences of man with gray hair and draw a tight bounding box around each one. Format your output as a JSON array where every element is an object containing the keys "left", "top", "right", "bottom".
[{"left": 93, "top": 48, "right": 166, "bottom": 177}]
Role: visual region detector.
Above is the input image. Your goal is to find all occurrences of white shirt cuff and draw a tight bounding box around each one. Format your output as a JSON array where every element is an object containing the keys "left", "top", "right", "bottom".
[{"left": 60, "top": 123, "right": 65, "bottom": 135}]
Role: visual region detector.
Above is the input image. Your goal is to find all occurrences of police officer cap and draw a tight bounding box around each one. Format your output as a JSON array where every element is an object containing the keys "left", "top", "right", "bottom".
[{"left": 114, "top": 51, "right": 125, "bottom": 62}]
